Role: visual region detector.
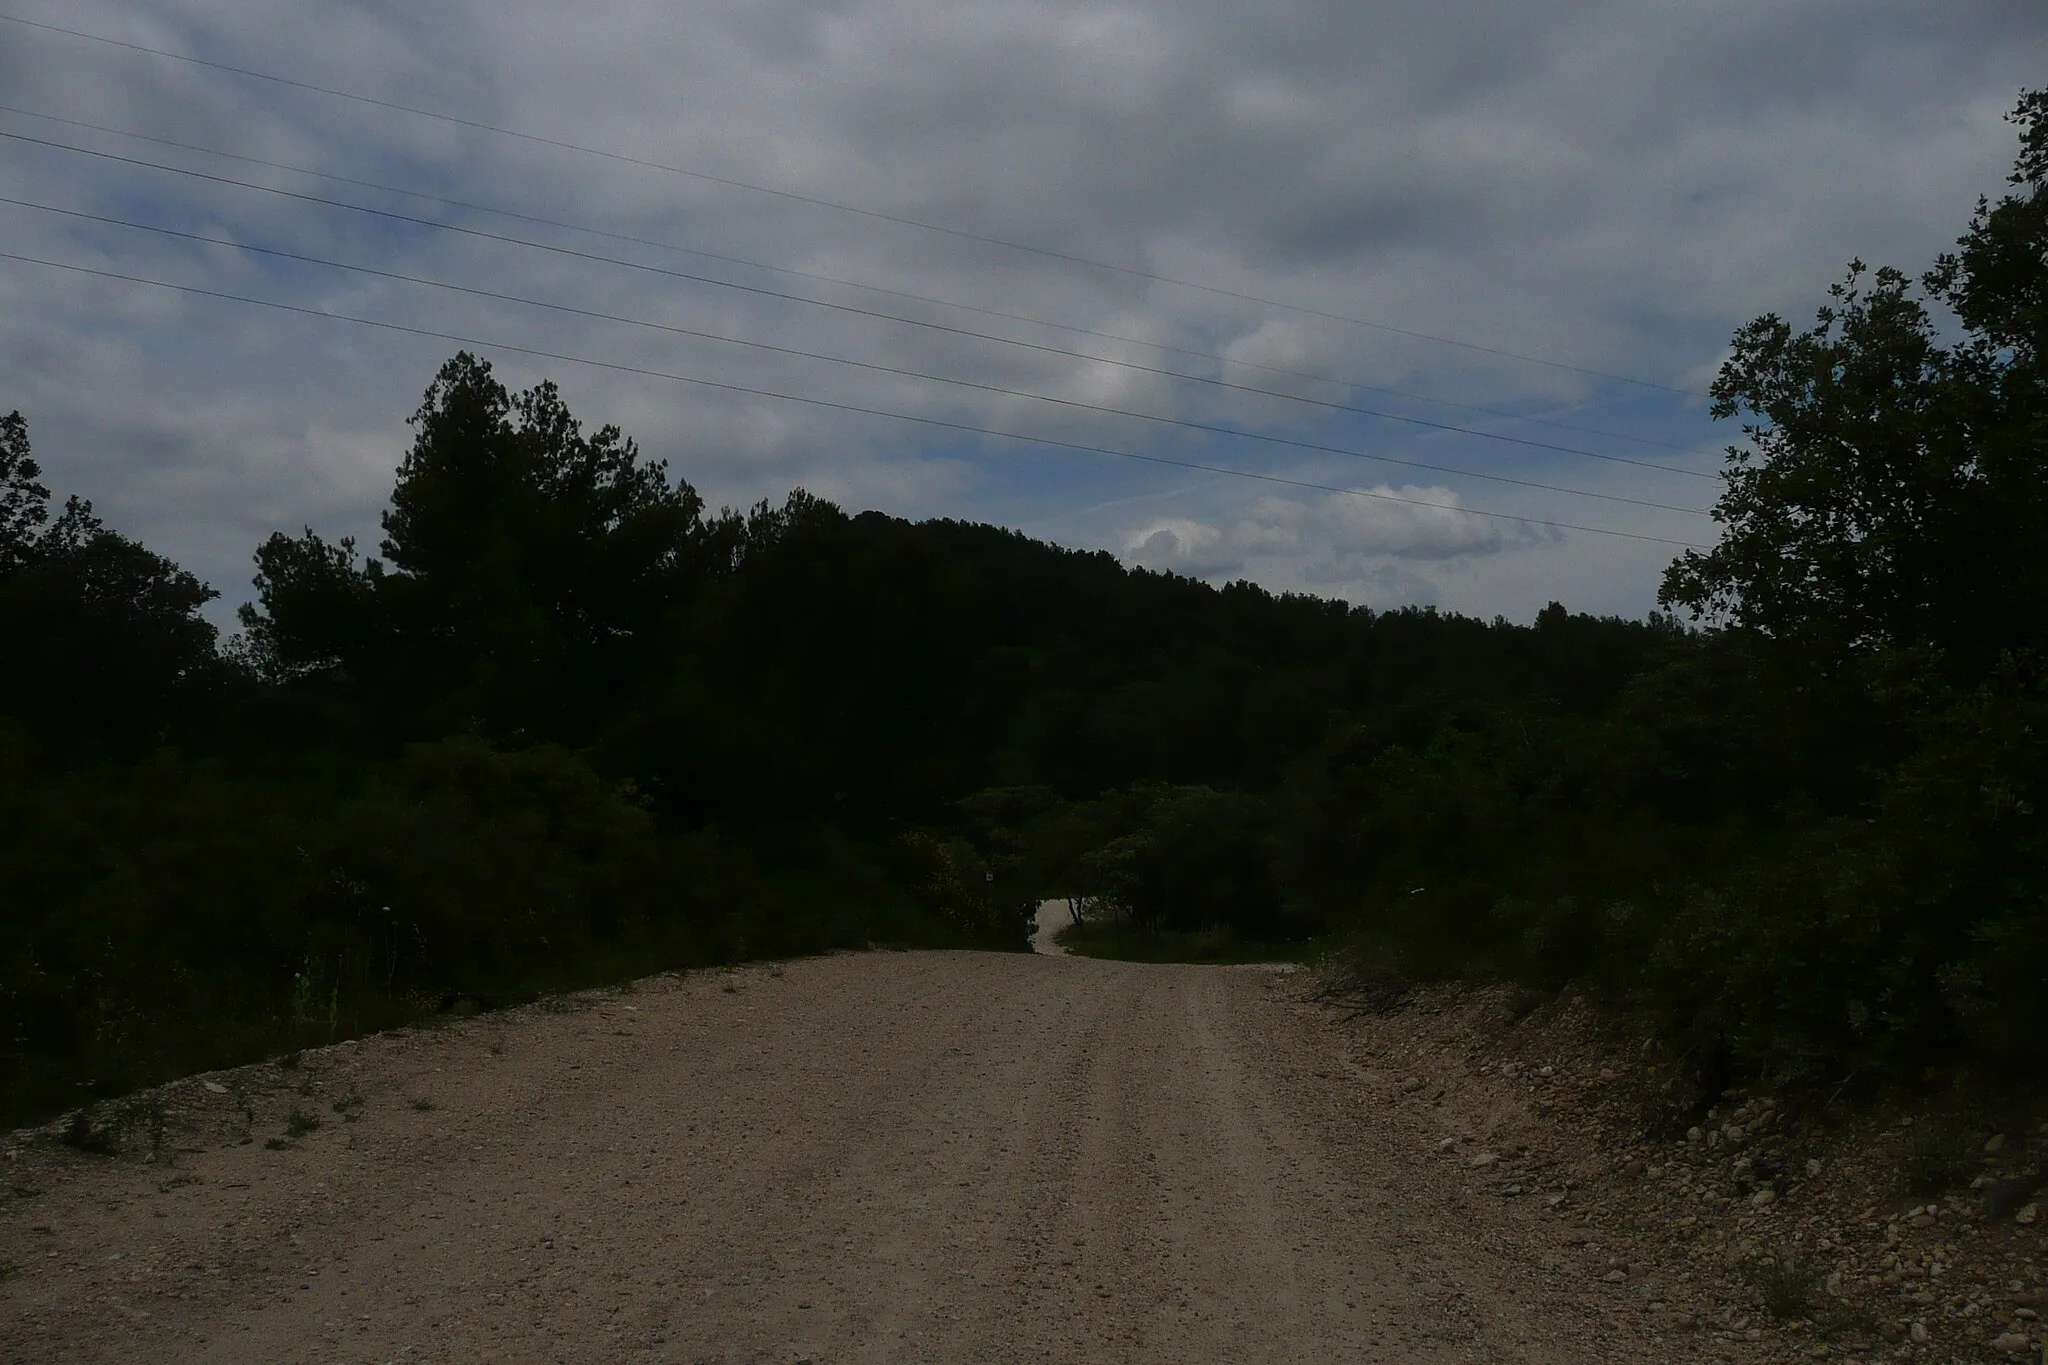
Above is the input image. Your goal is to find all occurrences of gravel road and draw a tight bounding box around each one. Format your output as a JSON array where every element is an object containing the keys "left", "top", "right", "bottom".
[
  {"left": 1, "top": 950, "right": 1687, "bottom": 1363},
  {"left": 1029, "top": 898, "right": 1071, "bottom": 954}
]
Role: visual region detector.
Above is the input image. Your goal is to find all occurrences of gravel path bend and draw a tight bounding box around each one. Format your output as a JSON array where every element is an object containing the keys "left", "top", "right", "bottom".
[
  {"left": 1030, "top": 897, "right": 1072, "bottom": 954},
  {"left": 0, "top": 950, "right": 1679, "bottom": 1363}
]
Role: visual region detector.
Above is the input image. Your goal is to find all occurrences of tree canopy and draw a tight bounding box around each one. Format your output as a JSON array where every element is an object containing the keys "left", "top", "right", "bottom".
[{"left": 1663, "top": 91, "right": 2048, "bottom": 681}]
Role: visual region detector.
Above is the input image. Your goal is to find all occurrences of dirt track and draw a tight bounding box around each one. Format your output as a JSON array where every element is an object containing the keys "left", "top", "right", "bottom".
[{"left": 1, "top": 950, "right": 1692, "bottom": 1363}]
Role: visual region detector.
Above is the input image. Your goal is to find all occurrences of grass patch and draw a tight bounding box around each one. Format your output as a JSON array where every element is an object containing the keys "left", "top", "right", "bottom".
[
  {"left": 1737, "top": 1256, "right": 1817, "bottom": 1320},
  {"left": 284, "top": 1106, "right": 321, "bottom": 1138},
  {"left": 59, "top": 1109, "right": 119, "bottom": 1156},
  {"left": 1053, "top": 921, "right": 1331, "bottom": 965}
]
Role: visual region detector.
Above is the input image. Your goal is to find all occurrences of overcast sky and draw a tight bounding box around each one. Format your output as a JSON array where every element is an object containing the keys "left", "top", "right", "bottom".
[{"left": 1, "top": 1, "right": 2041, "bottom": 626}]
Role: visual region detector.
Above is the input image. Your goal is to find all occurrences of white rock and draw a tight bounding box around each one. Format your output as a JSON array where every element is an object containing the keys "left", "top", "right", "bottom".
[
  {"left": 1751, "top": 1188, "right": 1778, "bottom": 1207},
  {"left": 2017, "top": 1203, "right": 2039, "bottom": 1226},
  {"left": 1991, "top": 1331, "right": 2029, "bottom": 1354},
  {"left": 1910, "top": 1322, "right": 1930, "bottom": 1344},
  {"left": 202, "top": 1081, "right": 228, "bottom": 1095},
  {"left": 1468, "top": 1152, "right": 1500, "bottom": 1169},
  {"left": 1805, "top": 1158, "right": 1822, "bottom": 1177},
  {"left": 1686, "top": 1126, "right": 1703, "bottom": 1144}
]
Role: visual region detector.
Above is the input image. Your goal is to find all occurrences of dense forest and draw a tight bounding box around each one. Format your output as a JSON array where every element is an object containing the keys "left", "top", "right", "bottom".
[{"left": 3, "top": 93, "right": 2044, "bottom": 1130}]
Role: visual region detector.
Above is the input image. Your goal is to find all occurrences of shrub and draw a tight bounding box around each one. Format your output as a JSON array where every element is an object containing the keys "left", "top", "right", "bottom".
[{"left": 1738, "top": 1256, "right": 1817, "bottom": 1321}]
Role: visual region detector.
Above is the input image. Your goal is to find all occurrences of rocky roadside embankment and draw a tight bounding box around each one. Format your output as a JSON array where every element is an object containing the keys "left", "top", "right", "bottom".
[{"left": 1314, "top": 976, "right": 2047, "bottom": 1365}]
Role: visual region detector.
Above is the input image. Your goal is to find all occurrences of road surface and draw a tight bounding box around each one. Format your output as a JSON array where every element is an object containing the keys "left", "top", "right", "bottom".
[
  {"left": 0, "top": 950, "right": 1678, "bottom": 1363},
  {"left": 1030, "top": 897, "right": 1072, "bottom": 954}
]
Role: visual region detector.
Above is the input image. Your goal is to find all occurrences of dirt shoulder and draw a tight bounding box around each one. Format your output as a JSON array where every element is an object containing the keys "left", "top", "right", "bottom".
[{"left": 1321, "top": 978, "right": 2048, "bottom": 1365}]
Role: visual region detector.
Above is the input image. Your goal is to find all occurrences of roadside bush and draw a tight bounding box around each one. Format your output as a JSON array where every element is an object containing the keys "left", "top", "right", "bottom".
[
  {"left": 1738, "top": 1256, "right": 1818, "bottom": 1321},
  {"left": 893, "top": 829, "right": 1031, "bottom": 949},
  {"left": 0, "top": 738, "right": 925, "bottom": 1128}
]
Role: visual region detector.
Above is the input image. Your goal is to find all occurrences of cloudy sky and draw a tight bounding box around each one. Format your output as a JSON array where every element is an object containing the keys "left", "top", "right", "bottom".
[{"left": 1, "top": 1, "right": 2040, "bottom": 626}]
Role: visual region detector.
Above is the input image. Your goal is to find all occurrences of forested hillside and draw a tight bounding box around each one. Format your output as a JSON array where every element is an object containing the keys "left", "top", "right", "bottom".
[{"left": 3, "top": 92, "right": 2043, "bottom": 1131}]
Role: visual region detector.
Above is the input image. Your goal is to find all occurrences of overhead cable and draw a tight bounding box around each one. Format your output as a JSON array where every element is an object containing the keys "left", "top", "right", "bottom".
[
  {"left": 0, "top": 11, "right": 1709, "bottom": 397},
  {"left": 0, "top": 195, "right": 1710, "bottom": 517},
  {"left": 0, "top": 130, "right": 1716, "bottom": 481},
  {"left": 0, "top": 102, "right": 1708, "bottom": 460},
  {"left": 0, "top": 249, "right": 1714, "bottom": 551}
]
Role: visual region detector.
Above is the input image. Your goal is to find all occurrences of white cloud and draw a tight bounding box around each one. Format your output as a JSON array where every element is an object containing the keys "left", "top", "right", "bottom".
[
  {"left": 1127, "top": 520, "right": 1246, "bottom": 577},
  {"left": 1123, "top": 484, "right": 1552, "bottom": 591}
]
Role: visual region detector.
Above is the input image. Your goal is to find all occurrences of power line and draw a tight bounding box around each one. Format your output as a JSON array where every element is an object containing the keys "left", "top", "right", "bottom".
[
  {"left": 0, "top": 195, "right": 1711, "bottom": 518},
  {"left": 0, "top": 102, "right": 1709, "bottom": 460},
  {"left": 0, "top": 10, "right": 1709, "bottom": 398},
  {"left": 0, "top": 130, "right": 1716, "bottom": 482},
  {"left": 0, "top": 249, "right": 1714, "bottom": 551}
]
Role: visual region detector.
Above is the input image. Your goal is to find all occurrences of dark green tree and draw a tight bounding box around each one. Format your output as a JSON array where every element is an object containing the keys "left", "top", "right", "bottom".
[
  {"left": 1657, "top": 260, "right": 1968, "bottom": 663},
  {"left": 1662, "top": 89, "right": 2048, "bottom": 681},
  {"left": 240, "top": 530, "right": 384, "bottom": 681},
  {"left": 1647, "top": 89, "right": 2048, "bottom": 1077},
  {"left": 242, "top": 353, "right": 712, "bottom": 734},
  {"left": 0, "top": 410, "right": 48, "bottom": 574},
  {"left": 0, "top": 413, "right": 219, "bottom": 756}
]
